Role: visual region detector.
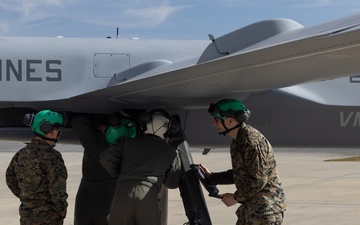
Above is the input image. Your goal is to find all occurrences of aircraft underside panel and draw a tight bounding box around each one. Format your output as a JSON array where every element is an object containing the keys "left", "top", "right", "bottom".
[{"left": 2, "top": 90, "right": 360, "bottom": 149}]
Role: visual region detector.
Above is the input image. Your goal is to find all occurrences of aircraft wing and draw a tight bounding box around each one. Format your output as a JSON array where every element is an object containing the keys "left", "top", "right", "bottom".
[
  {"left": 279, "top": 75, "right": 360, "bottom": 106},
  {"left": 2, "top": 13, "right": 360, "bottom": 149},
  {"left": 71, "top": 13, "right": 360, "bottom": 110}
]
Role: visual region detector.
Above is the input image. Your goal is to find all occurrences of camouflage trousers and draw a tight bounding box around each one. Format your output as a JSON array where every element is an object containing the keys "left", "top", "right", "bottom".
[
  {"left": 20, "top": 208, "right": 63, "bottom": 225},
  {"left": 235, "top": 206, "right": 284, "bottom": 225}
]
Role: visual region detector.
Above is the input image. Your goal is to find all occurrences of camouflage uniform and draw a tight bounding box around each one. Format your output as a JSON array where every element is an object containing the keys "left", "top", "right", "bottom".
[
  {"left": 6, "top": 139, "right": 68, "bottom": 225},
  {"left": 209, "top": 123, "right": 286, "bottom": 225}
]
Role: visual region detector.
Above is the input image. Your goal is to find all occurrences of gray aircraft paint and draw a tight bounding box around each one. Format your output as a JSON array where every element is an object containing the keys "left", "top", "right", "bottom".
[
  {"left": 0, "top": 59, "right": 61, "bottom": 82},
  {"left": 3, "top": 14, "right": 360, "bottom": 224},
  {"left": 2, "top": 15, "right": 360, "bottom": 148},
  {"left": 340, "top": 112, "right": 360, "bottom": 127}
]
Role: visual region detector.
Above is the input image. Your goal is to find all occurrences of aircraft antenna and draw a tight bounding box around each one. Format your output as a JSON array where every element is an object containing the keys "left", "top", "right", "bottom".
[
  {"left": 202, "top": 148, "right": 211, "bottom": 155},
  {"left": 208, "top": 34, "right": 229, "bottom": 55}
]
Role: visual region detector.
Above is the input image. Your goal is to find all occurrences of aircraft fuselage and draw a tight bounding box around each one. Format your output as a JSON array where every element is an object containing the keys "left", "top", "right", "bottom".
[{"left": 0, "top": 37, "right": 209, "bottom": 102}]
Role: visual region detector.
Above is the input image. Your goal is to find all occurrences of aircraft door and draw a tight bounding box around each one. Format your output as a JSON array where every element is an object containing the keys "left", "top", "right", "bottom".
[{"left": 93, "top": 53, "right": 130, "bottom": 78}]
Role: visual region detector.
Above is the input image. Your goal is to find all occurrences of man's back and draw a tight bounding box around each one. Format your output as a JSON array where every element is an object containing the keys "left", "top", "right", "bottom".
[
  {"left": 6, "top": 139, "right": 68, "bottom": 224},
  {"left": 102, "top": 134, "right": 178, "bottom": 190},
  {"left": 121, "top": 135, "right": 176, "bottom": 174}
]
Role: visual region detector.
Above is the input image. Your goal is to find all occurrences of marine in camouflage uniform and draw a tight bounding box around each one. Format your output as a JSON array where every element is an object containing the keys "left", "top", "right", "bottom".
[
  {"left": 6, "top": 110, "right": 68, "bottom": 225},
  {"left": 202, "top": 99, "right": 286, "bottom": 225}
]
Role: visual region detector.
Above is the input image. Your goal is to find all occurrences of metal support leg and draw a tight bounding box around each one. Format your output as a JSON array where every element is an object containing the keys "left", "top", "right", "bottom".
[{"left": 169, "top": 115, "right": 212, "bottom": 225}]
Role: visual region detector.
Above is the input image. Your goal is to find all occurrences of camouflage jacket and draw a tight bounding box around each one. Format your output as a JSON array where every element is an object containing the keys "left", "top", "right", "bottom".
[
  {"left": 209, "top": 123, "right": 286, "bottom": 215},
  {"left": 6, "top": 139, "right": 68, "bottom": 218}
]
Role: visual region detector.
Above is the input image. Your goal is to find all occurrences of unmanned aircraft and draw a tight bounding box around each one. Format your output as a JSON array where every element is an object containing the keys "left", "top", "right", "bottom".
[{"left": 2, "top": 12, "right": 360, "bottom": 225}]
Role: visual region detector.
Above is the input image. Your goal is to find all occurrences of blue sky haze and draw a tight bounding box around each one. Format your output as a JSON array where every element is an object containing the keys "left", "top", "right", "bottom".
[{"left": 0, "top": 0, "right": 359, "bottom": 39}]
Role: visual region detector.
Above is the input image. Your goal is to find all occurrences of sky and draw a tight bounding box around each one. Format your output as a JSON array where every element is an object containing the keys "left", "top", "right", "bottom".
[{"left": 0, "top": 0, "right": 359, "bottom": 40}]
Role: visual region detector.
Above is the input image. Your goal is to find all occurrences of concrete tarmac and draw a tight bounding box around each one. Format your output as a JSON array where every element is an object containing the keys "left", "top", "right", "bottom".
[{"left": 1, "top": 140, "right": 360, "bottom": 225}]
